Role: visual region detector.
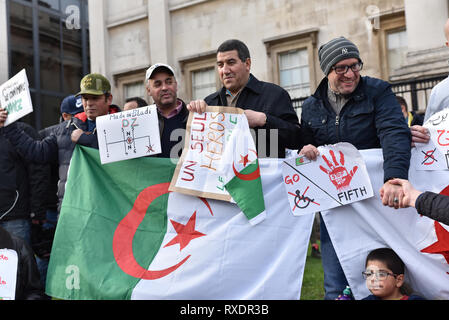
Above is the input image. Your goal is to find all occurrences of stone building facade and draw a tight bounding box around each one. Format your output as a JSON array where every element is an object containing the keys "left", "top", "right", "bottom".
[{"left": 87, "top": 0, "right": 449, "bottom": 114}]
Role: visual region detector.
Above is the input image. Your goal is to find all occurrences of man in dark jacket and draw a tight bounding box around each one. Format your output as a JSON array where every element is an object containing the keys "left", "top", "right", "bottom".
[
  {"left": 187, "top": 39, "right": 301, "bottom": 158},
  {"left": 0, "top": 226, "right": 44, "bottom": 300},
  {"left": 299, "top": 37, "right": 411, "bottom": 300},
  {"left": 0, "top": 73, "right": 118, "bottom": 215},
  {"left": 145, "top": 63, "right": 189, "bottom": 159},
  {"left": 0, "top": 121, "right": 49, "bottom": 246}
]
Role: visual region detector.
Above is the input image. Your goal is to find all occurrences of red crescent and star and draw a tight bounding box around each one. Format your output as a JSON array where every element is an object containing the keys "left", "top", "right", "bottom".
[{"left": 113, "top": 183, "right": 213, "bottom": 280}]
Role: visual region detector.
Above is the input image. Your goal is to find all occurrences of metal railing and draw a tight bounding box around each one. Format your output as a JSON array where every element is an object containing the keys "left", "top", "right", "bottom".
[{"left": 291, "top": 75, "right": 447, "bottom": 113}]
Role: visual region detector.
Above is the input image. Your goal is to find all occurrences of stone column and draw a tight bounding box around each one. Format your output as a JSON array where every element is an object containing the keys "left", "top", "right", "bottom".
[
  {"left": 88, "top": 0, "right": 108, "bottom": 75},
  {"left": 393, "top": 0, "right": 449, "bottom": 79},
  {"left": 0, "top": 0, "right": 9, "bottom": 84},
  {"left": 147, "top": 0, "right": 172, "bottom": 65}
]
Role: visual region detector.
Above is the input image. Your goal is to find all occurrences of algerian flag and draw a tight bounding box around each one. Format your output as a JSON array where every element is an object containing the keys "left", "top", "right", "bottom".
[
  {"left": 323, "top": 148, "right": 449, "bottom": 300},
  {"left": 170, "top": 106, "right": 265, "bottom": 225},
  {"left": 45, "top": 146, "right": 314, "bottom": 300}
]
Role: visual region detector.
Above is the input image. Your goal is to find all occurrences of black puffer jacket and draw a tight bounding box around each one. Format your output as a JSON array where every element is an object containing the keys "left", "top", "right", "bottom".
[
  {"left": 0, "top": 122, "right": 49, "bottom": 221},
  {"left": 0, "top": 226, "right": 44, "bottom": 300},
  {"left": 1, "top": 115, "right": 103, "bottom": 213},
  {"left": 416, "top": 192, "right": 449, "bottom": 225}
]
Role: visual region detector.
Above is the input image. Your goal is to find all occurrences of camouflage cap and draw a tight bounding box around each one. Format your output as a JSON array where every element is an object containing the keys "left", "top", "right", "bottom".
[{"left": 76, "top": 73, "right": 111, "bottom": 96}]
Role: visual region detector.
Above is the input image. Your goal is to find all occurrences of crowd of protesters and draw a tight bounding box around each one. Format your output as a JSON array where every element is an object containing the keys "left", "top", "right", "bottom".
[{"left": 0, "top": 23, "right": 448, "bottom": 300}]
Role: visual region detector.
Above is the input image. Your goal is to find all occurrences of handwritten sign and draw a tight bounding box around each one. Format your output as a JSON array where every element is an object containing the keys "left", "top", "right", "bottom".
[
  {"left": 169, "top": 106, "right": 255, "bottom": 202},
  {"left": 0, "top": 249, "right": 18, "bottom": 300},
  {"left": 414, "top": 108, "right": 449, "bottom": 171},
  {"left": 282, "top": 143, "right": 373, "bottom": 216},
  {"left": 0, "top": 69, "right": 33, "bottom": 127},
  {"left": 96, "top": 105, "right": 161, "bottom": 164}
]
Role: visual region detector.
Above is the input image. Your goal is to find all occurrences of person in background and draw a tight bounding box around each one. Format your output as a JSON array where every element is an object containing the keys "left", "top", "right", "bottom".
[
  {"left": 0, "top": 73, "right": 119, "bottom": 215},
  {"left": 396, "top": 96, "right": 424, "bottom": 127},
  {"left": 362, "top": 248, "right": 425, "bottom": 300},
  {"left": 0, "top": 226, "right": 44, "bottom": 300},
  {"left": 0, "top": 119, "right": 48, "bottom": 247},
  {"left": 123, "top": 96, "right": 148, "bottom": 111}
]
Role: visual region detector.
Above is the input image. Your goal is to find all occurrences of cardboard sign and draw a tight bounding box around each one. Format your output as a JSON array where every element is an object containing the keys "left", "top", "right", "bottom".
[
  {"left": 414, "top": 108, "right": 449, "bottom": 171},
  {"left": 282, "top": 143, "right": 374, "bottom": 216},
  {"left": 0, "top": 249, "right": 18, "bottom": 300},
  {"left": 169, "top": 106, "right": 256, "bottom": 202},
  {"left": 0, "top": 69, "right": 33, "bottom": 127},
  {"left": 96, "top": 105, "right": 161, "bottom": 164}
]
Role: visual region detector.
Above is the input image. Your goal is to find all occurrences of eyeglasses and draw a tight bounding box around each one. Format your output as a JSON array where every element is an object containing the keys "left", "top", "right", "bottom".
[
  {"left": 362, "top": 271, "right": 397, "bottom": 280},
  {"left": 332, "top": 62, "right": 363, "bottom": 75}
]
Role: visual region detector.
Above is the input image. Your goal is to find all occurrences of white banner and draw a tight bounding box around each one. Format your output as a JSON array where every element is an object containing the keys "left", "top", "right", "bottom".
[{"left": 324, "top": 149, "right": 449, "bottom": 300}]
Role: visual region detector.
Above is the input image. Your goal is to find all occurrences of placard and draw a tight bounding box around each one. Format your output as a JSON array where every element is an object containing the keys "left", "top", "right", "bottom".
[
  {"left": 282, "top": 143, "right": 374, "bottom": 216},
  {"left": 0, "top": 249, "right": 18, "bottom": 300},
  {"left": 0, "top": 69, "right": 33, "bottom": 127},
  {"left": 169, "top": 106, "right": 255, "bottom": 202},
  {"left": 96, "top": 105, "right": 161, "bottom": 164},
  {"left": 414, "top": 108, "right": 449, "bottom": 170}
]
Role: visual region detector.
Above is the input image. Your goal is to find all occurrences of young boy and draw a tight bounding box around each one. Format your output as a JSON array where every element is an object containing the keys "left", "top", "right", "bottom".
[{"left": 362, "top": 248, "right": 425, "bottom": 300}]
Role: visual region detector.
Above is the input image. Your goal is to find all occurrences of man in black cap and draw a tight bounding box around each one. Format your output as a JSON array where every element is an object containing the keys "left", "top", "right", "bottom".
[
  {"left": 60, "top": 95, "right": 84, "bottom": 121},
  {"left": 299, "top": 36, "right": 411, "bottom": 300}
]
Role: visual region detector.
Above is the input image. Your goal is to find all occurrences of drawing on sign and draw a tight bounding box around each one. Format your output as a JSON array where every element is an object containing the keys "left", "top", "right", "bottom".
[
  {"left": 282, "top": 143, "right": 374, "bottom": 216},
  {"left": 96, "top": 105, "right": 161, "bottom": 164},
  {"left": 288, "top": 187, "right": 320, "bottom": 211},
  {"left": 319, "top": 150, "right": 358, "bottom": 191},
  {"left": 102, "top": 118, "right": 154, "bottom": 158},
  {"left": 422, "top": 149, "right": 438, "bottom": 166}
]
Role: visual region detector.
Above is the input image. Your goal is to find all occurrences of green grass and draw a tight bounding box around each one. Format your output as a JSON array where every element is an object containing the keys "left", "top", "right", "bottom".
[{"left": 300, "top": 244, "right": 324, "bottom": 300}]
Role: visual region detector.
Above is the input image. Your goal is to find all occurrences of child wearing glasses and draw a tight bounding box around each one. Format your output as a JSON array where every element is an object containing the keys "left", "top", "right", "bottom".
[{"left": 362, "top": 248, "right": 425, "bottom": 300}]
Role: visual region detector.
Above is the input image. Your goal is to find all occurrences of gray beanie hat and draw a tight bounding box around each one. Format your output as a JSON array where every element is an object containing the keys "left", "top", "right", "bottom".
[{"left": 319, "top": 37, "right": 362, "bottom": 75}]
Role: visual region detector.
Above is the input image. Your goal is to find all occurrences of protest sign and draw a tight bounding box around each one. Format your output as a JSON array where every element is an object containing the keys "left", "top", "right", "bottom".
[
  {"left": 96, "top": 105, "right": 161, "bottom": 164},
  {"left": 169, "top": 106, "right": 266, "bottom": 225},
  {"left": 282, "top": 143, "right": 373, "bottom": 216},
  {"left": 414, "top": 108, "right": 449, "bottom": 170},
  {"left": 0, "top": 69, "right": 33, "bottom": 127},
  {"left": 0, "top": 249, "right": 18, "bottom": 300}
]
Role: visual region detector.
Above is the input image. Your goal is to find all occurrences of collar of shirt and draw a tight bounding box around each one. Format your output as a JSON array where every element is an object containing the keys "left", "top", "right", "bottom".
[{"left": 158, "top": 99, "right": 183, "bottom": 119}]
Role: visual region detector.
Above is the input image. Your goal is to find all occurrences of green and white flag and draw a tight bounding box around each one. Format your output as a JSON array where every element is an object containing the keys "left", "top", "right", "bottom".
[{"left": 46, "top": 146, "right": 314, "bottom": 300}]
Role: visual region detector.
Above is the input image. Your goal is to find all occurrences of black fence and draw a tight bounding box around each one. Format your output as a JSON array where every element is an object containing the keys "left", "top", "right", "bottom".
[{"left": 292, "top": 75, "right": 447, "bottom": 113}]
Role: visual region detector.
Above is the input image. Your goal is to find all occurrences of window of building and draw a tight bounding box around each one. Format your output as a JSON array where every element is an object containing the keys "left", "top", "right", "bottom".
[
  {"left": 178, "top": 51, "right": 219, "bottom": 101},
  {"left": 192, "top": 67, "right": 215, "bottom": 100},
  {"left": 124, "top": 81, "right": 146, "bottom": 100},
  {"left": 7, "top": 0, "right": 90, "bottom": 130},
  {"left": 263, "top": 28, "right": 319, "bottom": 116},
  {"left": 386, "top": 29, "right": 407, "bottom": 74},
  {"left": 376, "top": 10, "right": 407, "bottom": 80},
  {"left": 278, "top": 49, "right": 310, "bottom": 100}
]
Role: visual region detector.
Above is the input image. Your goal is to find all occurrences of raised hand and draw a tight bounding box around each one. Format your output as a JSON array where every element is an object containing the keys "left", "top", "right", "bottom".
[{"left": 320, "top": 150, "right": 358, "bottom": 191}]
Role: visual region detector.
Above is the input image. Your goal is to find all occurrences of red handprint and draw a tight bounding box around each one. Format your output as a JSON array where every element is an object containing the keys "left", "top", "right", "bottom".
[{"left": 319, "top": 150, "right": 358, "bottom": 191}]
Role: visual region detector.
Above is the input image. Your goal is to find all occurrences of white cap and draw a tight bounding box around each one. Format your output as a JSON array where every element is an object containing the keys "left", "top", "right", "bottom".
[{"left": 145, "top": 63, "right": 175, "bottom": 81}]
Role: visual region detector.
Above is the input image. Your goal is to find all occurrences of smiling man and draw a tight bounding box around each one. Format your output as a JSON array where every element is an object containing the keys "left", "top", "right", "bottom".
[{"left": 298, "top": 37, "right": 411, "bottom": 300}]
